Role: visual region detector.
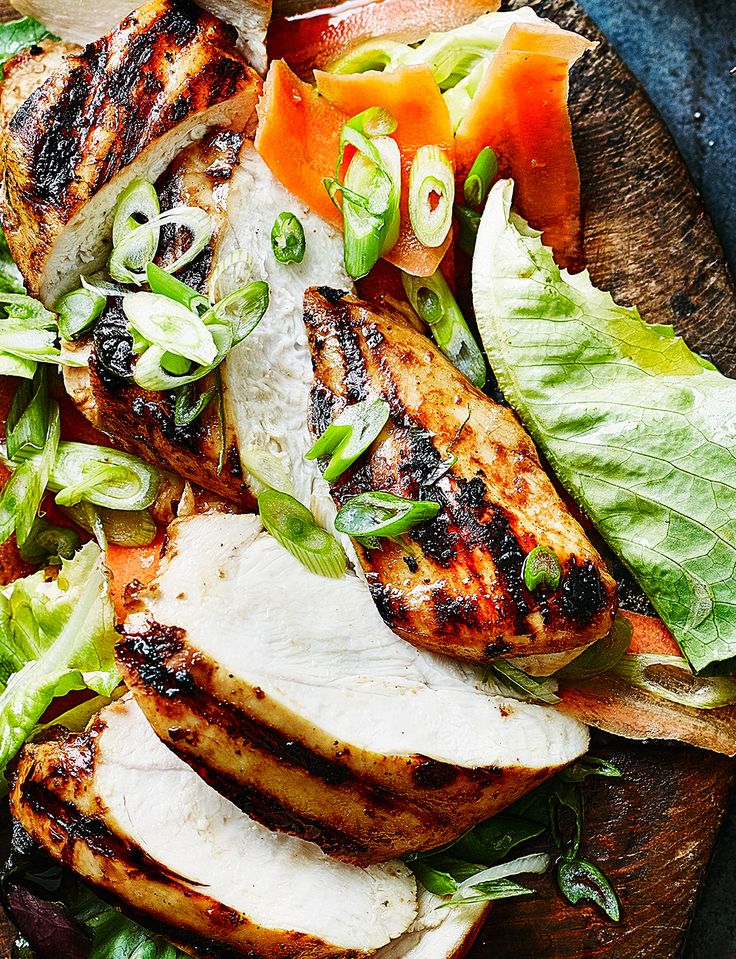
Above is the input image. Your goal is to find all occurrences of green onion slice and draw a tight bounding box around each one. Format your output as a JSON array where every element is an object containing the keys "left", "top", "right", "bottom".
[
  {"left": 258, "top": 489, "right": 347, "bottom": 579},
  {"left": 401, "top": 270, "right": 486, "bottom": 388},
  {"left": 347, "top": 106, "right": 398, "bottom": 138},
  {"left": 6, "top": 369, "right": 49, "bottom": 461},
  {"left": 123, "top": 292, "right": 218, "bottom": 366},
  {"left": 408, "top": 144, "right": 455, "bottom": 248},
  {"left": 109, "top": 207, "right": 213, "bottom": 285},
  {"left": 611, "top": 653, "right": 736, "bottom": 710},
  {"left": 490, "top": 660, "right": 561, "bottom": 705},
  {"left": 18, "top": 518, "right": 81, "bottom": 565},
  {"left": 328, "top": 39, "right": 409, "bottom": 75},
  {"left": 131, "top": 323, "right": 232, "bottom": 392},
  {"left": 463, "top": 146, "right": 498, "bottom": 208},
  {"left": 271, "top": 212, "right": 306, "bottom": 265},
  {"left": 146, "top": 262, "right": 209, "bottom": 315},
  {"left": 523, "top": 545, "right": 562, "bottom": 593},
  {"left": 202, "top": 281, "right": 270, "bottom": 344},
  {"left": 241, "top": 446, "right": 295, "bottom": 495},
  {"left": 64, "top": 503, "right": 158, "bottom": 547},
  {"left": 335, "top": 490, "right": 441, "bottom": 541},
  {"left": 112, "top": 179, "right": 160, "bottom": 247},
  {"left": 454, "top": 204, "right": 481, "bottom": 257},
  {"left": 56, "top": 287, "right": 106, "bottom": 341},
  {"left": 306, "top": 398, "right": 390, "bottom": 483}
]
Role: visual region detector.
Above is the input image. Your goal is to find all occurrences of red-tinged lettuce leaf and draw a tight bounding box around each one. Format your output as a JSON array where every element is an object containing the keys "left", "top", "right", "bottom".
[{"left": 473, "top": 179, "right": 736, "bottom": 674}]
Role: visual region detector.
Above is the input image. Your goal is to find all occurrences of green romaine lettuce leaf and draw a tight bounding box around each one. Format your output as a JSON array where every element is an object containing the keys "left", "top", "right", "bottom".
[
  {"left": 473, "top": 179, "right": 736, "bottom": 674},
  {"left": 0, "top": 16, "right": 55, "bottom": 75},
  {"left": 0, "top": 542, "right": 119, "bottom": 784}
]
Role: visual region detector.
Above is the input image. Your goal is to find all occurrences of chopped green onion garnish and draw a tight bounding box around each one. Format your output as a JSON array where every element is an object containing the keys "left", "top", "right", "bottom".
[
  {"left": 123, "top": 292, "right": 217, "bottom": 366},
  {"left": 241, "top": 446, "right": 295, "bottom": 495},
  {"left": 173, "top": 382, "right": 217, "bottom": 427},
  {"left": 146, "top": 262, "right": 209, "bottom": 315},
  {"left": 6, "top": 368, "right": 50, "bottom": 461},
  {"left": 463, "top": 147, "right": 498, "bottom": 208},
  {"left": 55, "top": 287, "right": 106, "bottom": 341},
  {"left": 334, "top": 490, "right": 441, "bottom": 542},
  {"left": 112, "top": 179, "right": 160, "bottom": 247},
  {"left": 202, "top": 281, "right": 269, "bottom": 344},
  {"left": 348, "top": 106, "right": 398, "bottom": 138},
  {"left": 109, "top": 207, "right": 213, "bottom": 285},
  {"left": 46, "top": 443, "right": 160, "bottom": 512},
  {"left": 408, "top": 144, "right": 455, "bottom": 248},
  {"left": 271, "top": 212, "right": 306, "bottom": 265},
  {"left": 401, "top": 270, "right": 486, "bottom": 388},
  {"left": 611, "top": 653, "right": 736, "bottom": 710},
  {"left": 18, "top": 518, "right": 81, "bottom": 565},
  {"left": 160, "top": 351, "right": 191, "bottom": 375},
  {"left": 64, "top": 503, "right": 157, "bottom": 547},
  {"left": 306, "top": 398, "right": 390, "bottom": 483},
  {"left": 328, "top": 40, "right": 409, "bottom": 75},
  {"left": 454, "top": 205, "right": 481, "bottom": 257},
  {"left": 258, "top": 489, "right": 347, "bottom": 579},
  {"left": 522, "top": 545, "right": 562, "bottom": 593},
  {"left": 490, "top": 660, "right": 561, "bottom": 705}
]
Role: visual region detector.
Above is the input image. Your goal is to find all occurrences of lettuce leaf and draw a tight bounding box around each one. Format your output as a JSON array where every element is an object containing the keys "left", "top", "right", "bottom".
[
  {"left": 473, "top": 179, "right": 736, "bottom": 674},
  {"left": 0, "top": 542, "right": 119, "bottom": 784},
  {"left": 0, "top": 16, "right": 55, "bottom": 75}
]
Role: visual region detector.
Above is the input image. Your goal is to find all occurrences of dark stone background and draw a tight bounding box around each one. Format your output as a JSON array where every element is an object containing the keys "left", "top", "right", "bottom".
[{"left": 578, "top": 2, "right": 736, "bottom": 955}]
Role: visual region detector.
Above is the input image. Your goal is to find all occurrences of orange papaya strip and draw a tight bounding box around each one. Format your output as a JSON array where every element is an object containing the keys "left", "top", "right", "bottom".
[
  {"left": 106, "top": 531, "right": 165, "bottom": 623},
  {"left": 267, "top": 0, "right": 500, "bottom": 80},
  {"left": 455, "top": 22, "right": 594, "bottom": 272},
  {"left": 315, "top": 65, "right": 454, "bottom": 276}
]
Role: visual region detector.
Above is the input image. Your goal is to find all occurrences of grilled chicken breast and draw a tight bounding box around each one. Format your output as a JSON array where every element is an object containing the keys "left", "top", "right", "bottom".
[
  {"left": 2, "top": 0, "right": 261, "bottom": 306},
  {"left": 10, "top": 0, "right": 272, "bottom": 73},
  {"left": 304, "top": 288, "right": 617, "bottom": 668},
  {"left": 63, "top": 129, "right": 254, "bottom": 506},
  {"left": 11, "top": 696, "right": 418, "bottom": 958},
  {"left": 0, "top": 39, "right": 80, "bottom": 134},
  {"left": 118, "top": 512, "right": 588, "bottom": 864}
]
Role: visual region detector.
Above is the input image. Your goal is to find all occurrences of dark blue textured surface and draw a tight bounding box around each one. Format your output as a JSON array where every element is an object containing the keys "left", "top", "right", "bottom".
[{"left": 577, "top": 2, "right": 736, "bottom": 955}]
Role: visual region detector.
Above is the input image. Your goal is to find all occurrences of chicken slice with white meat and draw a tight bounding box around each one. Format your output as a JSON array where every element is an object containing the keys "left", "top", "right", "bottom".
[
  {"left": 117, "top": 512, "right": 589, "bottom": 865},
  {"left": 10, "top": 695, "right": 418, "bottom": 959}
]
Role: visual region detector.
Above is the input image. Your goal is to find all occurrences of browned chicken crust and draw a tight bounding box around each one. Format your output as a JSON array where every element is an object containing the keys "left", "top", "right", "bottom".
[
  {"left": 1, "top": 0, "right": 260, "bottom": 304},
  {"left": 63, "top": 129, "right": 254, "bottom": 507},
  {"left": 304, "top": 288, "right": 617, "bottom": 666},
  {"left": 0, "top": 39, "right": 80, "bottom": 134}
]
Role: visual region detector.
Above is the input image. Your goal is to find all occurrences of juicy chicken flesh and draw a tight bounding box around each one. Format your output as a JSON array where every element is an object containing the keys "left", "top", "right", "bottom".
[
  {"left": 304, "top": 289, "right": 618, "bottom": 667},
  {"left": 10, "top": 696, "right": 418, "bottom": 959},
  {"left": 10, "top": 0, "right": 272, "bottom": 73},
  {"left": 2, "top": 0, "right": 261, "bottom": 305},
  {"left": 118, "top": 512, "right": 589, "bottom": 864},
  {"left": 63, "top": 129, "right": 253, "bottom": 506}
]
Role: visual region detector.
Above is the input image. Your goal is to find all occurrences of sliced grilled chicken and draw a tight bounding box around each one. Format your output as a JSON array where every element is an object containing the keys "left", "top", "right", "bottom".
[
  {"left": 10, "top": 0, "right": 272, "bottom": 72},
  {"left": 118, "top": 512, "right": 589, "bottom": 865},
  {"left": 375, "top": 893, "right": 488, "bottom": 959},
  {"left": 10, "top": 695, "right": 418, "bottom": 958},
  {"left": 2, "top": 0, "right": 261, "bottom": 306},
  {"left": 304, "top": 289, "right": 617, "bottom": 668},
  {"left": 0, "top": 39, "right": 80, "bottom": 134},
  {"left": 63, "top": 129, "right": 254, "bottom": 506}
]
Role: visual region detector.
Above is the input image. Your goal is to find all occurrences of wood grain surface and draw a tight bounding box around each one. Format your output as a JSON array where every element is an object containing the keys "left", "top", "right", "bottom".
[{"left": 0, "top": 1, "right": 734, "bottom": 958}]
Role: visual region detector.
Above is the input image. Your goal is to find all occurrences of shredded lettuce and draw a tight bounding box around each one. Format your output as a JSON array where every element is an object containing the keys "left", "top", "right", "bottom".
[
  {"left": 0, "top": 542, "right": 119, "bottom": 786},
  {"left": 473, "top": 179, "right": 736, "bottom": 674}
]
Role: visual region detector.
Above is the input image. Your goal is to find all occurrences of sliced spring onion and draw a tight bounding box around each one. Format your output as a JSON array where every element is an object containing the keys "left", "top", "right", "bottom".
[
  {"left": 214, "top": 366, "right": 226, "bottom": 476},
  {"left": 6, "top": 369, "right": 49, "bottom": 461},
  {"left": 334, "top": 491, "right": 441, "bottom": 542},
  {"left": 112, "top": 179, "right": 160, "bottom": 247},
  {"left": 258, "top": 489, "right": 347, "bottom": 579},
  {"left": 146, "top": 262, "right": 209, "bottom": 315},
  {"left": 463, "top": 146, "right": 498, "bottom": 208},
  {"left": 611, "top": 653, "right": 736, "bottom": 710},
  {"left": 454, "top": 204, "right": 482, "bottom": 257},
  {"left": 45, "top": 443, "right": 160, "bottom": 512},
  {"left": 160, "top": 351, "right": 191, "bottom": 375},
  {"left": 347, "top": 106, "right": 398, "bottom": 138},
  {"left": 271, "top": 212, "right": 306, "bottom": 265},
  {"left": 108, "top": 207, "right": 213, "bottom": 285},
  {"left": 306, "top": 398, "right": 390, "bottom": 483},
  {"left": 81, "top": 273, "right": 128, "bottom": 299},
  {"left": 173, "top": 382, "right": 217, "bottom": 427},
  {"left": 54, "top": 462, "right": 130, "bottom": 508},
  {"left": 408, "top": 145, "right": 455, "bottom": 248},
  {"left": 523, "top": 545, "right": 563, "bottom": 593},
  {"left": 123, "top": 292, "right": 217, "bottom": 366},
  {"left": 202, "top": 281, "right": 270, "bottom": 344},
  {"left": 131, "top": 323, "right": 232, "bottom": 392},
  {"left": 490, "top": 660, "right": 561, "bottom": 705},
  {"left": 241, "top": 446, "right": 295, "bottom": 496},
  {"left": 64, "top": 503, "right": 157, "bottom": 547},
  {"left": 209, "top": 251, "right": 254, "bottom": 304},
  {"left": 456, "top": 853, "right": 551, "bottom": 892},
  {"left": 328, "top": 39, "right": 410, "bottom": 75},
  {"left": 556, "top": 614, "right": 632, "bottom": 682},
  {"left": 55, "top": 287, "right": 106, "bottom": 341},
  {"left": 401, "top": 271, "right": 486, "bottom": 388},
  {"left": 18, "top": 518, "right": 81, "bottom": 565}
]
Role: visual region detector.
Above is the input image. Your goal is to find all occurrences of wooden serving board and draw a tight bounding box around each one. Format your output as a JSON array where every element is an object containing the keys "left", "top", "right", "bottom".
[{"left": 0, "top": 0, "right": 735, "bottom": 957}]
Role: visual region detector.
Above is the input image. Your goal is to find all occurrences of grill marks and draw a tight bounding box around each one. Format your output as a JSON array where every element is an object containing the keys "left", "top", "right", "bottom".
[{"left": 304, "top": 288, "right": 617, "bottom": 664}]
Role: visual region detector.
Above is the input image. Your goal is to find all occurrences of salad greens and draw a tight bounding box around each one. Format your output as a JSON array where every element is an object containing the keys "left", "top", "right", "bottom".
[
  {"left": 0, "top": 17, "right": 55, "bottom": 76},
  {"left": 474, "top": 178, "right": 736, "bottom": 674},
  {"left": 0, "top": 542, "right": 119, "bottom": 786},
  {"left": 408, "top": 756, "right": 621, "bottom": 919}
]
